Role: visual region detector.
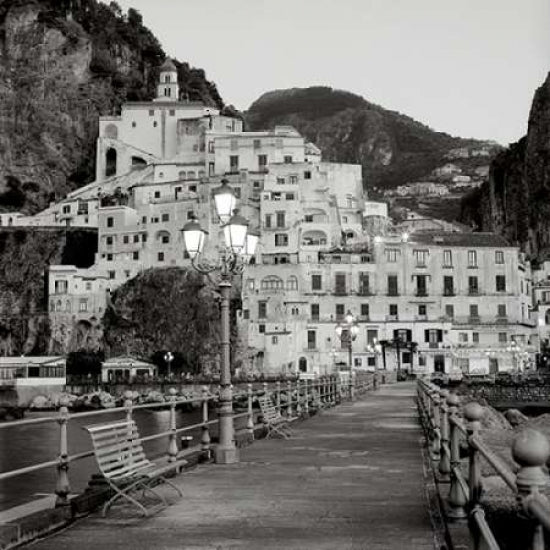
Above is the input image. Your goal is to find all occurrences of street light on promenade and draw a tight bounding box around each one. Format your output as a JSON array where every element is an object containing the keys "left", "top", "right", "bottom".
[
  {"left": 335, "top": 310, "right": 359, "bottom": 371},
  {"left": 164, "top": 351, "right": 174, "bottom": 380},
  {"left": 181, "top": 179, "right": 259, "bottom": 464}
]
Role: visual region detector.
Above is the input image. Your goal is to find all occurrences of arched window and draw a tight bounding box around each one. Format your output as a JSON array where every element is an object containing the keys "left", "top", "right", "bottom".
[
  {"left": 156, "top": 230, "right": 171, "bottom": 244},
  {"left": 66, "top": 301, "right": 71, "bottom": 313},
  {"left": 545, "top": 310, "right": 550, "bottom": 326},
  {"left": 286, "top": 276, "right": 298, "bottom": 290},
  {"left": 187, "top": 171, "right": 196, "bottom": 180},
  {"left": 131, "top": 156, "right": 147, "bottom": 169},
  {"left": 105, "top": 147, "right": 117, "bottom": 177},
  {"left": 299, "top": 357, "right": 307, "bottom": 373},
  {"left": 261, "top": 276, "right": 284, "bottom": 290},
  {"left": 56, "top": 300, "right": 62, "bottom": 311},
  {"left": 178, "top": 170, "right": 187, "bottom": 180}
]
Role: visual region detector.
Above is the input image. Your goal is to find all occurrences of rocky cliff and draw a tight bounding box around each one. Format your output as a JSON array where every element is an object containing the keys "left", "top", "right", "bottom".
[
  {"left": 460, "top": 72, "right": 550, "bottom": 257},
  {"left": 102, "top": 267, "right": 242, "bottom": 372},
  {"left": 0, "top": 0, "right": 223, "bottom": 214},
  {"left": 0, "top": 227, "right": 97, "bottom": 355},
  {"left": 246, "top": 87, "right": 497, "bottom": 194}
]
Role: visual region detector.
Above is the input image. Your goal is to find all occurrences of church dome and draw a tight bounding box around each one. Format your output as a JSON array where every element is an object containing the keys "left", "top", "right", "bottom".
[{"left": 159, "top": 58, "right": 177, "bottom": 72}]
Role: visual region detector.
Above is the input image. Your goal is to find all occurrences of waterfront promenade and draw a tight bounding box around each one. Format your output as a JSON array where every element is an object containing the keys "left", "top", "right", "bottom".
[{"left": 25, "top": 383, "right": 439, "bottom": 550}]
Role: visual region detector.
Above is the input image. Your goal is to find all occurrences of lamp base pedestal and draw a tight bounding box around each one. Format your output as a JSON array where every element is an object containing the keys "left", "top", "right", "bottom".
[{"left": 214, "top": 445, "right": 239, "bottom": 464}]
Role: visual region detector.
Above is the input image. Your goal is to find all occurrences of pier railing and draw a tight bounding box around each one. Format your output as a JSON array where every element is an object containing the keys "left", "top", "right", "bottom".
[
  {"left": 417, "top": 378, "right": 550, "bottom": 550},
  {"left": 0, "top": 372, "right": 376, "bottom": 510}
]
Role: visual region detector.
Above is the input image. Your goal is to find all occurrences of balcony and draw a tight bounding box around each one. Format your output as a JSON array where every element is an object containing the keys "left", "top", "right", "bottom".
[
  {"left": 496, "top": 316, "right": 508, "bottom": 324},
  {"left": 468, "top": 289, "right": 480, "bottom": 296},
  {"left": 356, "top": 289, "right": 373, "bottom": 297},
  {"left": 443, "top": 290, "right": 455, "bottom": 297},
  {"left": 415, "top": 290, "right": 428, "bottom": 297},
  {"left": 386, "top": 314, "right": 399, "bottom": 321},
  {"left": 333, "top": 289, "right": 348, "bottom": 296},
  {"left": 469, "top": 316, "right": 481, "bottom": 324},
  {"left": 428, "top": 342, "right": 441, "bottom": 349},
  {"left": 415, "top": 314, "right": 428, "bottom": 321},
  {"left": 387, "top": 292, "right": 400, "bottom": 297}
]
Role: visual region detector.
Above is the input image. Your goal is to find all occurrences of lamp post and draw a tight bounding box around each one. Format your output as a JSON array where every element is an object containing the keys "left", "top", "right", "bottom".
[
  {"left": 181, "top": 179, "right": 259, "bottom": 464},
  {"left": 164, "top": 351, "right": 174, "bottom": 380},
  {"left": 335, "top": 310, "right": 359, "bottom": 371}
]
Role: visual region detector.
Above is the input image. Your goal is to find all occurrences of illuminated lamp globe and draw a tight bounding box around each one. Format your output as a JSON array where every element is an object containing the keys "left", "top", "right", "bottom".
[
  {"left": 182, "top": 217, "right": 207, "bottom": 259},
  {"left": 212, "top": 179, "right": 237, "bottom": 224},
  {"left": 243, "top": 228, "right": 260, "bottom": 261},
  {"left": 345, "top": 310, "right": 354, "bottom": 324},
  {"left": 351, "top": 323, "right": 359, "bottom": 338},
  {"left": 223, "top": 211, "right": 249, "bottom": 253},
  {"left": 335, "top": 324, "right": 343, "bottom": 337}
]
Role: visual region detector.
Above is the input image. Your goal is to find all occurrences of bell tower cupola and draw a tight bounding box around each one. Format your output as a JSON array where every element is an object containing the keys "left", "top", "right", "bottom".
[{"left": 156, "top": 58, "right": 179, "bottom": 101}]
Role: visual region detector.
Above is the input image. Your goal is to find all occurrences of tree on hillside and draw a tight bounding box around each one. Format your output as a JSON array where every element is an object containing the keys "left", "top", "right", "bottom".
[{"left": 103, "top": 267, "right": 232, "bottom": 374}]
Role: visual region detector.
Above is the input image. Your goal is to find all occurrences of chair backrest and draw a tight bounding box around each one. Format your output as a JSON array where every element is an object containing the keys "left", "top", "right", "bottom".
[
  {"left": 258, "top": 394, "right": 281, "bottom": 424},
  {"left": 85, "top": 420, "right": 151, "bottom": 480}
]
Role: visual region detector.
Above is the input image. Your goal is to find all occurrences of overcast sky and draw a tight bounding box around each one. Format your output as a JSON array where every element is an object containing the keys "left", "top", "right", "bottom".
[{"left": 117, "top": 0, "right": 549, "bottom": 145}]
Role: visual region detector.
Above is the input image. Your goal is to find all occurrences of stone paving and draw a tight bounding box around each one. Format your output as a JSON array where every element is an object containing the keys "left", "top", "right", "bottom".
[{"left": 26, "top": 382, "right": 438, "bottom": 550}]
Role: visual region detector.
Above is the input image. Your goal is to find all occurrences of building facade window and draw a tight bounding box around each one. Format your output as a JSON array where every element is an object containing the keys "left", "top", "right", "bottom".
[
  {"left": 495, "top": 251, "right": 504, "bottom": 264},
  {"left": 385, "top": 248, "right": 399, "bottom": 262},
  {"left": 276, "top": 211, "right": 285, "bottom": 228},
  {"left": 361, "top": 303, "right": 369, "bottom": 318},
  {"left": 334, "top": 273, "right": 347, "bottom": 295},
  {"left": 358, "top": 273, "right": 370, "bottom": 295},
  {"left": 274, "top": 233, "right": 288, "bottom": 246},
  {"left": 496, "top": 275, "right": 506, "bottom": 292},
  {"left": 307, "top": 330, "right": 316, "bottom": 350},
  {"left": 445, "top": 304, "right": 454, "bottom": 319},
  {"left": 312, "top": 274, "right": 322, "bottom": 291},
  {"left": 414, "top": 249, "right": 429, "bottom": 267},
  {"left": 389, "top": 304, "right": 398, "bottom": 317},
  {"left": 498, "top": 332, "right": 507, "bottom": 343},
  {"left": 55, "top": 280, "right": 68, "bottom": 294},
  {"left": 107, "top": 217, "right": 114, "bottom": 228},
  {"left": 387, "top": 275, "right": 398, "bottom": 296},
  {"left": 258, "top": 301, "right": 267, "bottom": 319},
  {"left": 470, "top": 304, "right": 479, "bottom": 319},
  {"left": 443, "top": 250, "right": 453, "bottom": 267},
  {"left": 468, "top": 276, "right": 479, "bottom": 295},
  {"left": 311, "top": 303, "right": 320, "bottom": 321},
  {"left": 443, "top": 276, "right": 454, "bottom": 296},
  {"left": 468, "top": 250, "right": 478, "bottom": 268}
]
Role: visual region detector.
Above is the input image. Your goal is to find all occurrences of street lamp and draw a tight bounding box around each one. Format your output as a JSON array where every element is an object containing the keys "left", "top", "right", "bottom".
[
  {"left": 164, "top": 351, "right": 174, "bottom": 380},
  {"left": 181, "top": 179, "right": 258, "bottom": 464},
  {"left": 335, "top": 310, "right": 359, "bottom": 371}
]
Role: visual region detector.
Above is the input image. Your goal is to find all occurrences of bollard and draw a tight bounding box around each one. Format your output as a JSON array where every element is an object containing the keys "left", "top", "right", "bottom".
[
  {"left": 463, "top": 402, "right": 484, "bottom": 507},
  {"left": 513, "top": 429, "right": 550, "bottom": 550},
  {"left": 246, "top": 383, "right": 254, "bottom": 438},
  {"left": 447, "top": 393, "right": 467, "bottom": 520},
  {"left": 438, "top": 389, "right": 450, "bottom": 479},
  {"left": 287, "top": 380, "right": 293, "bottom": 417},
  {"left": 276, "top": 381, "right": 281, "bottom": 414},
  {"left": 55, "top": 396, "right": 70, "bottom": 507},
  {"left": 168, "top": 388, "right": 178, "bottom": 463},
  {"left": 201, "top": 386, "right": 211, "bottom": 460},
  {"left": 335, "top": 375, "right": 341, "bottom": 403}
]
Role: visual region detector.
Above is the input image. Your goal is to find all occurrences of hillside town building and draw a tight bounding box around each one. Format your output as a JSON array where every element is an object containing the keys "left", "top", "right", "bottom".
[{"left": 2, "top": 60, "right": 540, "bottom": 376}]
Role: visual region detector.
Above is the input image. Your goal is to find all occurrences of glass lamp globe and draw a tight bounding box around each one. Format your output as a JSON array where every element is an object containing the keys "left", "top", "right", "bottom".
[
  {"left": 351, "top": 323, "right": 359, "bottom": 338},
  {"left": 182, "top": 217, "right": 207, "bottom": 259},
  {"left": 335, "top": 325, "right": 343, "bottom": 337},
  {"left": 243, "top": 228, "right": 260, "bottom": 260},
  {"left": 223, "top": 211, "right": 249, "bottom": 253},
  {"left": 345, "top": 310, "right": 354, "bottom": 324},
  {"left": 212, "top": 179, "right": 237, "bottom": 224}
]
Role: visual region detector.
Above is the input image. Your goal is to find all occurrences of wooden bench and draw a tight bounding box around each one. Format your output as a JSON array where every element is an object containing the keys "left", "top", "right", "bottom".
[
  {"left": 258, "top": 394, "right": 297, "bottom": 439},
  {"left": 85, "top": 420, "right": 188, "bottom": 517}
]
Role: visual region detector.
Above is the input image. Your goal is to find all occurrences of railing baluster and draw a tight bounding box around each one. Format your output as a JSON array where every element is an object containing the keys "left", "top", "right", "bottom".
[
  {"left": 246, "top": 383, "right": 254, "bottom": 438},
  {"left": 168, "top": 388, "right": 178, "bottom": 462},
  {"left": 431, "top": 390, "right": 441, "bottom": 462},
  {"left": 512, "top": 429, "right": 550, "bottom": 550},
  {"left": 439, "top": 389, "right": 450, "bottom": 479},
  {"left": 55, "top": 396, "right": 70, "bottom": 507},
  {"left": 350, "top": 371, "right": 356, "bottom": 401},
  {"left": 464, "top": 402, "right": 484, "bottom": 507},
  {"left": 447, "top": 393, "right": 467, "bottom": 520},
  {"left": 275, "top": 381, "right": 280, "bottom": 412},
  {"left": 296, "top": 379, "right": 302, "bottom": 416},
  {"left": 201, "top": 386, "right": 211, "bottom": 460}
]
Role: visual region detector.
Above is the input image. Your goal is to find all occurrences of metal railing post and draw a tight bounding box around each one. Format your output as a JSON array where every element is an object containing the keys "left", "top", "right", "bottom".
[
  {"left": 296, "top": 379, "right": 303, "bottom": 416},
  {"left": 55, "top": 396, "right": 70, "bottom": 507},
  {"left": 201, "top": 386, "right": 211, "bottom": 459},
  {"left": 287, "top": 380, "right": 293, "bottom": 417},
  {"left": 350, "top": 371, "right": 356, "bottom": 401},
  {"left": 246, "top": 383, "right": 254, "bottom": 438},
  {"left": 464, "top": 402, "right": 484, "bottom": 507},
  {"left": 168, "top": 388, "right": 178, "bottom": 462},
  {"left": 439, "top": 389, "right": 450, "bottom": 479},
  {"left": 447, "top": 393, "right": 467, "bottom": 520},
  {"left": 124, "top": 389, "right": 133, "bottom": 424},
  {"left": 303, "top": 378, "right": 309, "bottom": 416},
  {"left": 513, "top": 429, "right": 550, "bottom": 550}
]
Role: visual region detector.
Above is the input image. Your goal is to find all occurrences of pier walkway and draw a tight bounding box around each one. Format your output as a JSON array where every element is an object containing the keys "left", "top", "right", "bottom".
[{"left": 26, "top": 383, "right": 438, "bottom": 550}]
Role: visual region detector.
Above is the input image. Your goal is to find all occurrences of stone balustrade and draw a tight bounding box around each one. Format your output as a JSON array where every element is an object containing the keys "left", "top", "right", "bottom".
[{"left": 417, "top": 378, "right": 550, "bottom": 550}]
